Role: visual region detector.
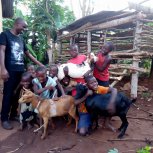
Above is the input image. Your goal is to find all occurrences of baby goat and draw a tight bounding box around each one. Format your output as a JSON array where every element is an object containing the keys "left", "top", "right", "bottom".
[{"left": 19, "top": 89, "right": 78, "bottom": 139}]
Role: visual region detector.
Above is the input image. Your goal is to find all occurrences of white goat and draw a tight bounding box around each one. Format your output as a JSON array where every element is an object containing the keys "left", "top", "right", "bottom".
[{"left": 57, "top": 52, "right": 98, "bottom": 80}]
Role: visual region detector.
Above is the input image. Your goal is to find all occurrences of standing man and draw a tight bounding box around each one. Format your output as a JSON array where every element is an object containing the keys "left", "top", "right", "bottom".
[
  {"left": 93, "top": 42, "right": 114, "bottom": 87},
  {"left": 0, "top": 18, "right": 43, "bottom": 130}
]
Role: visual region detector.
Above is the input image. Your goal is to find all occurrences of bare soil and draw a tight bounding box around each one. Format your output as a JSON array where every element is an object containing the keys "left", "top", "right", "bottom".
[{"left": 0, "top": 77, "right": 153, "bottom": 153}]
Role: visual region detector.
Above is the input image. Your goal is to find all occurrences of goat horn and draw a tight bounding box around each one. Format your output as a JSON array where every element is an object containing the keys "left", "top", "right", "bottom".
[{"left": 23, "top": 87, "right": 28, "bottom": 91}]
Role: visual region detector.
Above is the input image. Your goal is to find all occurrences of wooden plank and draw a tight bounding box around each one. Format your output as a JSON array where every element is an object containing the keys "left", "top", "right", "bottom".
[
  {"left": 87, "top": 31, "right": 91, "bottom": 53},
  {"left": 110, "top": 69, "right": 127, "bottom": 87},
  {"left": 109, "top": 64, "right": 148, "bottom": 73},
  {"left": 59, "top": 22, "right": 91, "bottom": 39},
  {"left": 87, "top": 13, "right": 140, "bottom": 31},
  {"left": 110, "top": 51, "right": 151, "bottom": 57}
]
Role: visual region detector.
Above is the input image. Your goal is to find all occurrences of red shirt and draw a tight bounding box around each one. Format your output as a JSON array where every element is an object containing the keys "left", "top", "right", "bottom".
[
  {"left": 67, "top": 54, "right": 86, "bottom": 96},
  {"left": 67, "top": 54, "right": 86, "bottom": 84},
  {"left": 93, "top": 53, "right": 110, "bottom": 81}
]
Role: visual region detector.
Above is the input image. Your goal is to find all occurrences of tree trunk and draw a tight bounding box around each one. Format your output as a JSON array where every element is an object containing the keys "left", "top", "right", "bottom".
[
  {"left": 1, "top": 0, "right": 14, "bottom": 18},
  {"left": 0, "top": 0, "right": 2, "bottom": 32},
  {"left": 78, "top": 0, "right": 94, "bottom": 17},
  {"left": 46, "top": 30, "right": 52, "bottom": 65}
]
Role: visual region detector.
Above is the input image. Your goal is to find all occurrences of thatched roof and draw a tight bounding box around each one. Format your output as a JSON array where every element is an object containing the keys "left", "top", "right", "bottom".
[{"left": 59, "top": 10, "right": 136, "bottom": 33}]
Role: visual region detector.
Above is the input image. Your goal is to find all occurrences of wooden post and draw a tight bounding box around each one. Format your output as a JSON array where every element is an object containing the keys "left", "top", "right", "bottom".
[
  {"left": 87, "top": 31, "right": 91, "bottom": 53},
  {"left": 131, "top": 58, "right": 139, "bottom": 98},
  {"left": 0, "top": 0, "right": 2, "bottom": 32},
  {"left": 70, "top": 37, "right": 73, "bottom": 45},
  {"left": 131, "top": 19, "right": 142, "bottom": 98},
  {"left": 58, "top": 40, "right": 62, "bottom": 56}
]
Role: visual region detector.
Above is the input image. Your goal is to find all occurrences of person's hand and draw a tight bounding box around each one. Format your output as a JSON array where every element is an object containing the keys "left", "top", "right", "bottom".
[
  {"left": 1, "top": 68, "right": 9, "bottom": 81},
  {"left": 52, "top": 97, "right": 59, "bottom": 101},
  {"left": 61, "top": 94, "right": 67, "bottom": 98},
  {"left": 45, "top": 85, "right": 53, "bottom": 90},
  {"left": 86, "top": 89, "right": 93, "bottom": 96},
  {"left": 107, "top": 103, "right": 116, "bottom": 115}
]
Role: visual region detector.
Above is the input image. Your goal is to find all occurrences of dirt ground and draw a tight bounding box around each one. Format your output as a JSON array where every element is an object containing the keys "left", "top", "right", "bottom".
[{"left": 0, "top": 77, "right": 153, "bottom": 153}]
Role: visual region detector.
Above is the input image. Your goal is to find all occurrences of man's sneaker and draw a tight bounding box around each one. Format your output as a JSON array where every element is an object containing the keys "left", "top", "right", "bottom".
[{"left": 1, "top": 121, "right": 13, "bottom": 130}]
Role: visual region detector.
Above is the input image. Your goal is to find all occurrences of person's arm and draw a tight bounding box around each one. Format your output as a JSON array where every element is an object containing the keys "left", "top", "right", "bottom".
[
  {"left": 95, "top": 56, "right": 111, "bottom": 72},
  {"left": 64, "top": 80, "right": 77, "bottom": 94},
  {"left": 33, "top": 83, "right": 53, "bottom": 95},
  {"left": 0, "top": 45, "right": 9, "bottom": 81},
  {"left": 107, "top": 87, "right": 117, "bottom": 105},
  {"left": 74, "top": 89, "right": 93, "bottom": 105},
  {"left": 25, "top": 51, "right": 44, "bottom": 67},
  {"left": 56, "top": 80, "right": 65, "bottom": 96}
]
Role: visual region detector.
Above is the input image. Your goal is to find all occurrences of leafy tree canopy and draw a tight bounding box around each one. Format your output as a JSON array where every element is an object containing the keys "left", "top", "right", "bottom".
[{"left": 3, "top": 0, "right": 75, "bottom": 64}]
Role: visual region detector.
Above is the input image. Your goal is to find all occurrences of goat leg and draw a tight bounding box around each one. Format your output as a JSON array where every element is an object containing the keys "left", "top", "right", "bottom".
[
  {"left": 68, "top": 108, "right": 78, "bottom": 133},
  {"left": 104, "top": 117, "right": 116, "bottom": 132},
  {"left": 118, "top": 123, "right": 128, "bottom": 138},
  {"left": 66, "top": 116, "right": 73, "bottom": 126},
  {"left": 118, "top": 115, "right": 129, "bottom": 138},
  {"left": 50, "top": 118, "right": 56, "bottom": 130},
  {"left": 41, "top": 117, "right": 49, "bottom": 139}
]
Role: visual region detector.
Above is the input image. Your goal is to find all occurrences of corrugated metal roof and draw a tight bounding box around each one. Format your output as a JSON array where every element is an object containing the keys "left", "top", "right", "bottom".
[{"left": 59, "top": 10, "right": 135, "bottom": 32}]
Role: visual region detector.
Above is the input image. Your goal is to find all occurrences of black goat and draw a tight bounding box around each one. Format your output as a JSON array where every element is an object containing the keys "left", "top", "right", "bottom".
[{"left": 75, "top": 84, "right": 136, "bottom": 138}]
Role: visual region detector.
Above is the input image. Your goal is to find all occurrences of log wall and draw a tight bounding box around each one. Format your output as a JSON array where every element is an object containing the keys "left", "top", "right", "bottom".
[{"left": 56, "top": 12, "right": 153, "bottom": 97}]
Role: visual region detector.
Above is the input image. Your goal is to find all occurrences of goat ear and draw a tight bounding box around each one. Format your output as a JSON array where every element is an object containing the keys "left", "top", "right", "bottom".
[{"left": 23, "top": 87, "right": 26, "bottom": 91}]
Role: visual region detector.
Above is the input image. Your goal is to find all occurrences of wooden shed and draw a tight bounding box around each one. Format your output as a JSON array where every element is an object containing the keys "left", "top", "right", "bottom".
[{"left": 57, "top": 9, "right": 153, "bottom": 98}]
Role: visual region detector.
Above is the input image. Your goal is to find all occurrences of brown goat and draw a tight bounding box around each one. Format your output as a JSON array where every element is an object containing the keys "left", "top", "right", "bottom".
[{"left": 18, "top": 89, "right": 78, "bottom": 139}]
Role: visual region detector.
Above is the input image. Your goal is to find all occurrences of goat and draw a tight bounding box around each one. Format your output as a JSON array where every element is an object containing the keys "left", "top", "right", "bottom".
[
  {"left": 19, "top": 89, "right": 78, "bottom": 139},
  {"left": 75, "top": 84, "right": 136, "bottom": 138},
  {"left": 57, "top": 52, "right": 98, "bottom": 80}
]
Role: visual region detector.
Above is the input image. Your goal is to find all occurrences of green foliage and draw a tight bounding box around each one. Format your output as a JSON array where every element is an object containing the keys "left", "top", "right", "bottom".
[
  {"left": 2, "top": 18, "right": 14, "bottom": 31},
  {"left": 141, "top": 91, "right": 151, "bottom": 100},
  {"left": 2, "top": 0, "right": 75, "bottom": 65},
  {"left": 137, "top": 146, "right": 153, "bottom": 153},
  {"left": 139, "top": 59, "right": 151, "bottom": 70},
  {"left": 118, "top": 59, "right": 132, "bottom": 65}
]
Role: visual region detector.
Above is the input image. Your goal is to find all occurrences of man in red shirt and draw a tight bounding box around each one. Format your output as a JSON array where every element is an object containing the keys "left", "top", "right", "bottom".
[{"left": 93, "top": 42, "right": 114, "bottom": 87}]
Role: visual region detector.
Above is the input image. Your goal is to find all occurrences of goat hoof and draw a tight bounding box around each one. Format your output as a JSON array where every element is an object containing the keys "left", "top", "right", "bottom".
[
  {"left": 18, "top": 124, "right": 24, "bottom": 131},
  {"left": 41, "top": 135, "right": 45, "bottom": 139},
  {"left": 74, "top": 129, "right": 78, "bottom": 133},
  {"left": 117, "top": 133, "right": 124, "bottom": 139}
]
